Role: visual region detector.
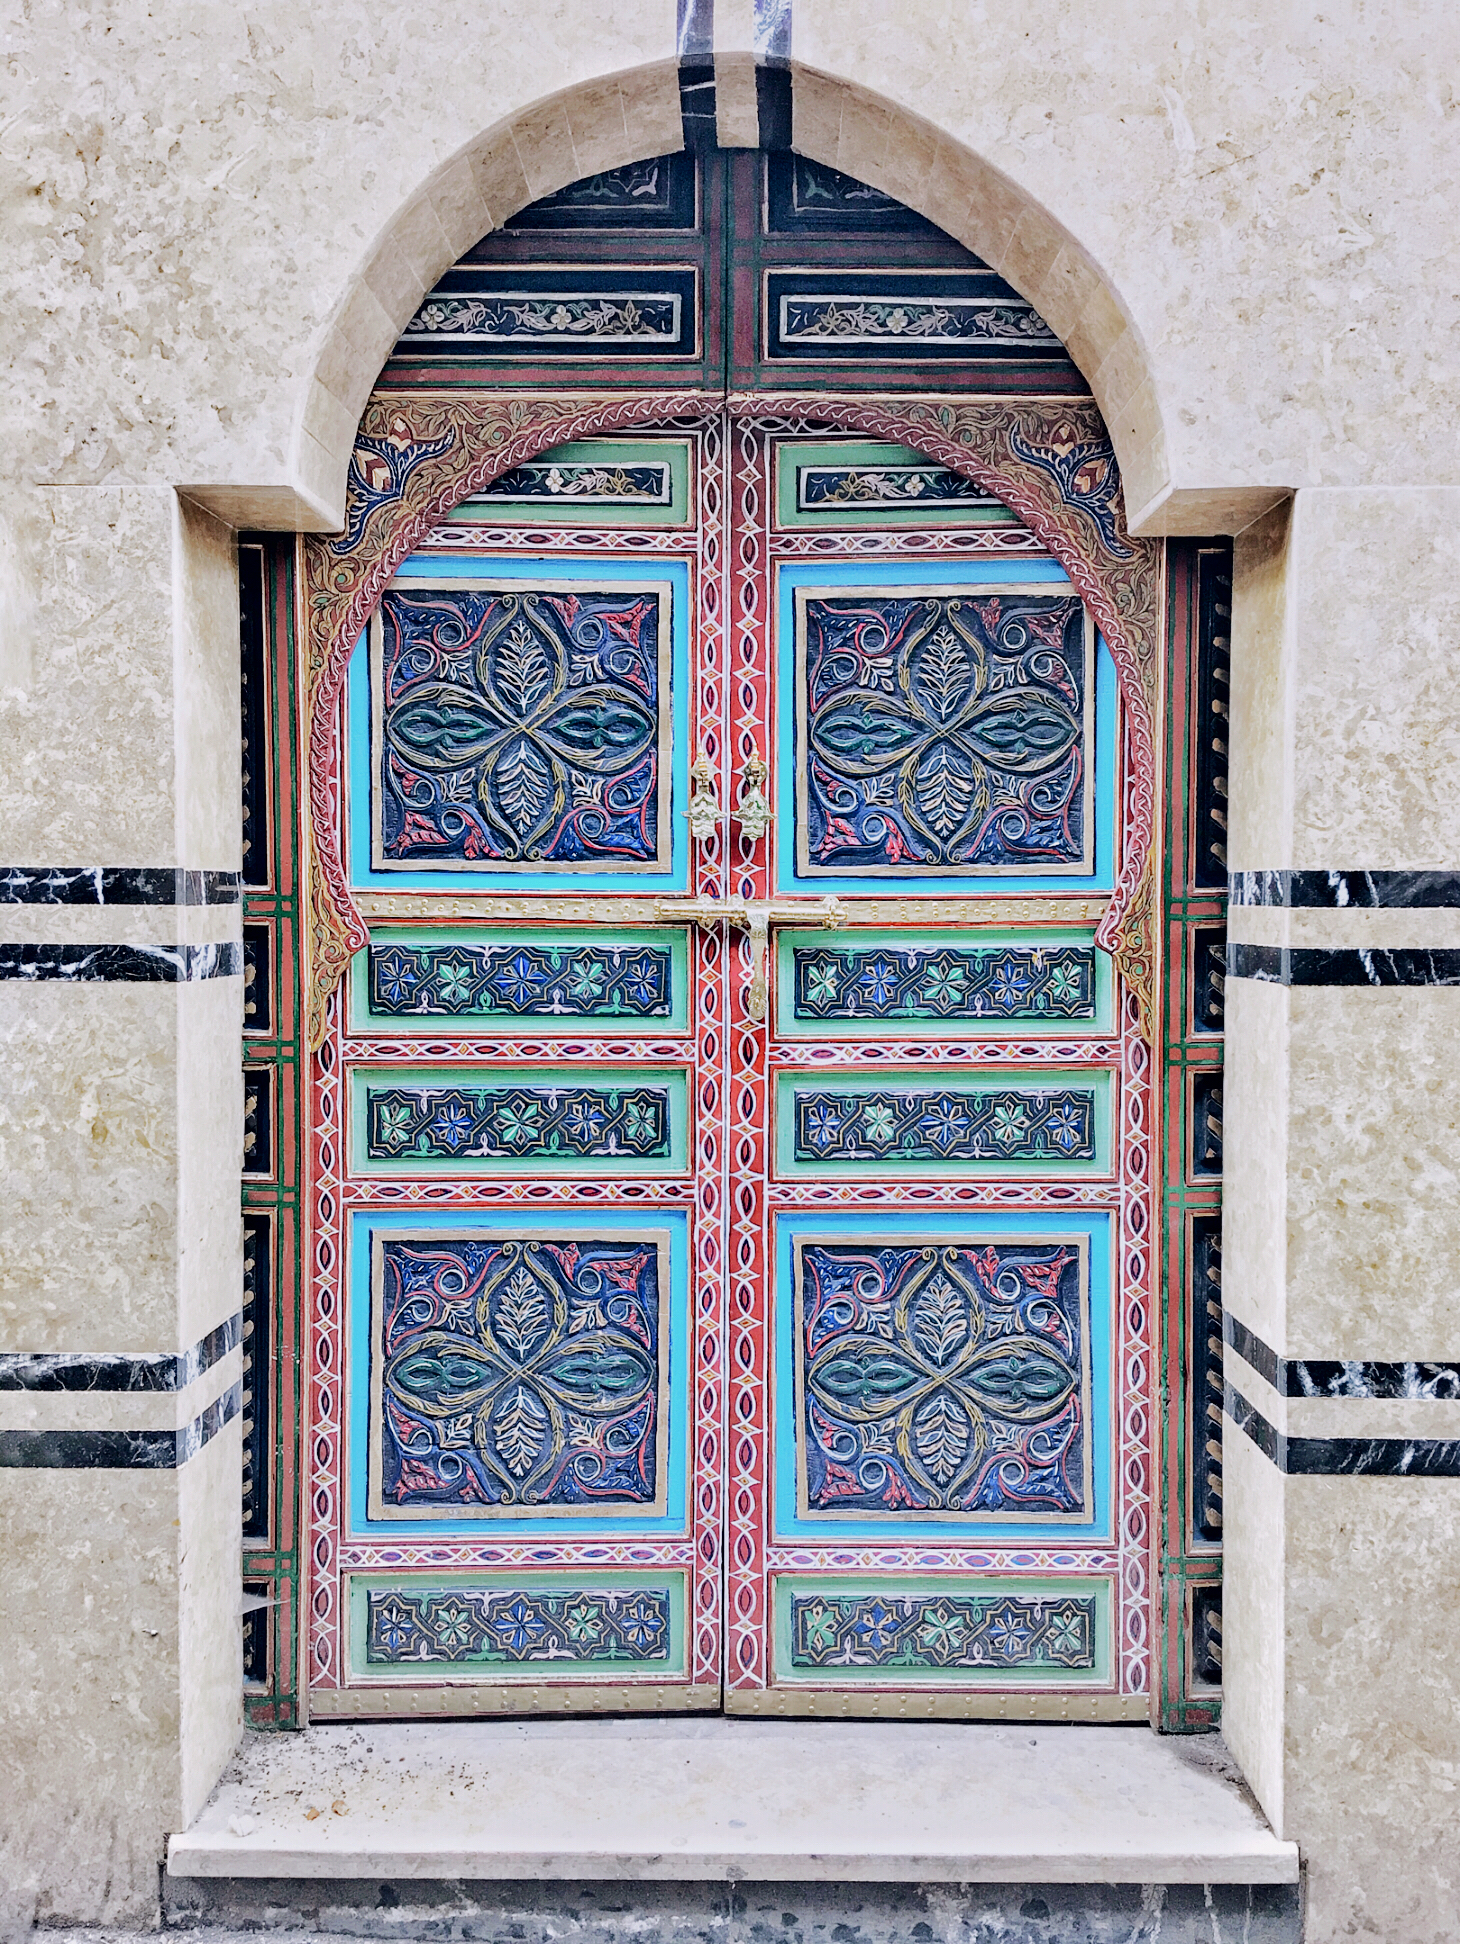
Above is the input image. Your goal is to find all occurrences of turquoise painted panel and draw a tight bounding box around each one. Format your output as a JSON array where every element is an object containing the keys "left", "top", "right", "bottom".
[
  {"left": 350, "top": 1066, "right": 690, "bottom": 1176},
  {"left": 774, "top": 928, "right": 1111, "bottom": 1038},
  {"left": 445, "top": 439, "right": 693, "bottom": 528},
  {"left": 773, "top": 559, "right": 1116, "bottom": 897},
  {"left": 350, "top": 1571, "right": 688, "bottom": 1679},
  {"left": 351, "top": 927, "right": 690, "bottom": 1034},
  {"left": 348, "top": 1209, "right": 692, "bottom": 1540},
  {"left": 772, "top": 1212, "right": 1114, "bottom": 1544},
  {"left": 771, "top": 1575, "right": 1113, "bottom": 1687},
  {"left": 347, "top": 556, "right": 692, "bottom": 895},
  {"left": 774, "top": 1071, "right": 1113, "bottom": 1178}
]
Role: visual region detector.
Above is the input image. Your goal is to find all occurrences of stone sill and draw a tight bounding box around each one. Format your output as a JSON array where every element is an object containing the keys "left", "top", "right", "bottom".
[{"left": 168, "top": 1719, "right": 1298, "bottom": 1886}]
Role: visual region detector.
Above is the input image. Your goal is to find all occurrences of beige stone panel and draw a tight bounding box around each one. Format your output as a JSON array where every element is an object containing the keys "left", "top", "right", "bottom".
[
  {"left": 0, "top": 906, "right": 240, "bottom": 946},
  {"left": 1285, "top": 488, "right": 1460, "bottom": 868},
  {"left": 1219, "top": 1423, "right": 1285, "bottom": 1832},
  {"left": 613, "top": 61, "right": 686, "bottom": 159},
  {"left": 425, "top": 155, "right": 495, "bottom": 261},
  {"left": 1230, "top": 498, "right": 1295, "bottom": 869},
  {"left": 467, "top": 134, "right": 536, "bottom": 234},
  {"left": 1229, "top": 906, "right": 1460, "bottom": 949},
  {"left": 178, "top": 1420, "right": 244, "bottom": 1824},
  {"left": 177, "top": 975, "right": 245, "bottom": 1351},
  {"left": 174, "top": 496, "right": 242, "bottom": 872},
  {"left": 715, "top": 54, "right": 762, "bottom": 151},
  {"left": 562, "top": 78, "right": 633, "bottom": 180},
  {"left": 1221, "top": 977, "right": 1289, "bottom": 1352},
  {"left": 0, "top": 1347, "right": 240, "bottom": 1432},
  {"left": 0, "top": 1466, "right": 187, "bottom": 1928},
  {"left": 789, "top": 66, "right": 845, "bottom": 171},
  {"left": 1282, "top": 1473, "right": 1460, "bottom": 1943},
  {"left": 0, "top": 980, "right": 238, "bottom": 1353},
  {"left": 0, "top": 488, "right": 175, "bottom": 865},
  {"left": 1284, "top": 985, "right": 1460, "bottom": 1360},
  {"left": 510, "top": 98, "right": 588, "bottom": 201}
]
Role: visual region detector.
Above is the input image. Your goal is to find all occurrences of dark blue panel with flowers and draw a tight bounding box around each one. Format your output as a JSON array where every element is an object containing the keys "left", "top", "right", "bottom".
[
  {"left": 375, "top": 1235, "right": 666, "bottom": 1514},
  {"left": 374, "top": 585, "right": 669, "bottom": 870},
  {"left": 796, "top": 589, "right": 1090, "bottom": 876},
  {"left": 795, "top": 1240, "right": 1088, "bottom": 1518}
]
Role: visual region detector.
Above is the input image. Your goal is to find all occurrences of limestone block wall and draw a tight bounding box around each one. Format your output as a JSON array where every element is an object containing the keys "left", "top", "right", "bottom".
[{"left": 2, "top": 5, "right": 1460, "bottom": 1940}]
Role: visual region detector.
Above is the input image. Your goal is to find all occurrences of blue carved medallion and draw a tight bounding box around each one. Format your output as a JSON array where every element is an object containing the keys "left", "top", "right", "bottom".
[
  {"left": 371, "top": 1233, "right": 668, "bottom": 1516},
  {"left": 794, "top": 587, "right": 1092, "bottom": 876},
  {"left": 372, "top": 582, "right": 670, "bottom": 870},
  {"left": 794, "top": 1239, "right": 1089, "bottom": 1518}
]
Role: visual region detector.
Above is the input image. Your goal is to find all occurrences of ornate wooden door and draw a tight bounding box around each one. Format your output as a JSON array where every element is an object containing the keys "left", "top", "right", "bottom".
[{"left": 300, "top": 407, "right": 1156, "bottom": 1722}]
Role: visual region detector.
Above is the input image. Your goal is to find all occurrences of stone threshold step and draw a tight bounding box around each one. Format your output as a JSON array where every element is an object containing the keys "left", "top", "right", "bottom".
[{"left": 168, "top": 1719, "right": 1298, "bottom": 1886}]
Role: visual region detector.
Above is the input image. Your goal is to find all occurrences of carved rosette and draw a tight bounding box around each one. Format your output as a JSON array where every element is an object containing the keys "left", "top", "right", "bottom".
[{"left": 304, "top": 390, "right": 1162, "bottom": 1045}]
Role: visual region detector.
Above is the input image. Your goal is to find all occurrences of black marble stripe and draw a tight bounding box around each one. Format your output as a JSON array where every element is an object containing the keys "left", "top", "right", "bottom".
[
  {"left": 0, "top": 868, "right": 240, "bottom": 906},
  {"left": 1227, "top": 943, "right": 1460, "bottom": 987},
  {"left": 678, "top": 0, "right": 716, "bottom": 150},
  {"left": 1231, "top": 870, "right": 1460, "bottom": 909},
  {"left": 0, "top": 941, "right": 242, "bottom": 982},
  {"left": 1224, "top": 1314, "right": 1460, "bottom": 1400},
  {"left": 0, "top": 1381, "right": 242, "bottom": 1469},
  {"left": 1226, "top": 1383, "right": 1460, "bottom": 1477},
  {"left": 0, "top": 1314, "right": 242, "bottom": 1393}
]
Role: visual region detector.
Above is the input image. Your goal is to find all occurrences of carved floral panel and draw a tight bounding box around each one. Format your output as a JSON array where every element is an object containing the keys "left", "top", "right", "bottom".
[
  {"left": 793, "top": 1238, "right": 1090, "bottom": 1520},
  {"left": 794, "top": 586, "right": 1093, "bottom": 877},
  {"left": 371, "top": 582, "right": 672, "bottom": 873},
  {"left": 370, "top": 1233, "right": 669, "bottom": 1518}
]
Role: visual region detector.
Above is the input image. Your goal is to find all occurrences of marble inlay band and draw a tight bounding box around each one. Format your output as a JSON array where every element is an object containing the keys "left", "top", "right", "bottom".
[
  {"left": 0, "top": 1380, "right": 242, "bottom": 1469},
  {"left": 0, "top": 941, "right": 242, "bottom": 982},
  {"left": 0, "top": 868, "right": 240, "bottom": 906},
  {"left": 1226, "top": 943, "right": 1460, "bottom": 986},
  {"left": 1231, "top": 870, "right": 1460, "bottom": 909},
  {"left": 1226, "top": 1314, "right": 1460, "bottom": 1400},
  {"left": 0, "top": 1314, "right": 243, "bottom": 1393},
  {"left": 1225, "top": 1383, "right": 1460, "bottom": 1477}
]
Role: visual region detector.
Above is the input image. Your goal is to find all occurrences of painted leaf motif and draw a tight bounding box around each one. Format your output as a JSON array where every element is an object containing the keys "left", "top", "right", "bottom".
[
  {"left": 963, "top": 1339, "right": 1076, "bottom": 1417},
  {"left": 811, "top": 1343, "right": 923, "bottom": 1414},
  {"left": 495, "top": 1266, "right": 548, "bottom": 1359},
  {"left": 390, "top": 692, "right": 505, "bottom": 769},
  {"left": 493, "top": 1384, "right": 548, "bottom": 1477},
  {"left": 811, "top": 699, "right": 926, "bottom": 766},
  {"left": 912, "top": 1391, "right": 971, "bottom": 1485},
  {"left": 910, "top": 625, "right": 974, "bottom": 720},
  {"left": 912, "top": 743, "right": 973, "bottom": 837},
  {"left": 494, "top": 738, "right": 552, "bottom": 833},
  {"left": 536, "top": 694, "right": 657, "bottom": 763},
  {"left": 391, "top": 1343, "right": 497, "bottom": 1410},
  {"left": 910, "top": 1274, "right": 969, "bottom": 1366},
  {"left": 491, "top": 620, "right": 555, "bottom": 714}
]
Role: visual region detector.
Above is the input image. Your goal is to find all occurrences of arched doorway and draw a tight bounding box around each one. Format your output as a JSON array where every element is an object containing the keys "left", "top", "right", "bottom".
[{"left": 240, "top": 147, "right": 1223, "bottom": 1726}]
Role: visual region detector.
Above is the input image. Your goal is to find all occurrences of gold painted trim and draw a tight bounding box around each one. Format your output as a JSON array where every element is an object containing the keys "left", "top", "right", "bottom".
[
  {"left": 310, "top": 1682, "right": 722, "bottom": 1718},
  {"left": 352, "top": 893, "right": 1111, "bottom": 926},
  {"left": 725, "top": 1689, "right": 1148, "bottom": 1721}
]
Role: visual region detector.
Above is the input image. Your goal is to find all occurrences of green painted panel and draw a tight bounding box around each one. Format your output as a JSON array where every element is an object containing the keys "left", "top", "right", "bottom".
[
  {"left": 445, "top": 438, "right": 693, "bottom": 527},
  {"left": 774, "top": 928, "right": 1112, "bottom": 1038},
  {"left": 771, "top": 1574, "right": 1113, "bottom": 1686},
  {"left": 351, "top": 1065, "right": 690, "bottom": 1176},
  {"left": 774, "top": 1070, "right": 1113, "bottom": 1177},
  {"left": 351, "top": 926, "right": 691, "bottom": 1033},
  {"left": 775, "top": 440, "right": 1020, "bottom": 530},
  {"left": 350, "top": 1570, "right": 688, "bottom": 1680}
]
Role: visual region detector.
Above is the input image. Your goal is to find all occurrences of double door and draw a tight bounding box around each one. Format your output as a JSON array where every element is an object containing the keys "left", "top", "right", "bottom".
[{"left": 304, "top": 414, "right": 1148, "bottom": 1718}]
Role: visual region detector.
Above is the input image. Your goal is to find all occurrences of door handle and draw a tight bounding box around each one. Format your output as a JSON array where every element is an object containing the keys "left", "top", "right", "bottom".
[
  {"left": 685, "top": 755, "right": 723, "bottom": 843},
  {"left": 733, "top": 756, "right": 772, "bottom": 842},
  {"left": 651, "top": 895, "right": 845, "bottom": 1022}
]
